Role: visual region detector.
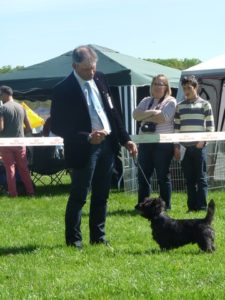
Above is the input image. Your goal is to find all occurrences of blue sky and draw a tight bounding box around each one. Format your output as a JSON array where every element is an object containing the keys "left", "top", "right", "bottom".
[{"left": 1, "top": 0, "right": 225, "bottom": 68}]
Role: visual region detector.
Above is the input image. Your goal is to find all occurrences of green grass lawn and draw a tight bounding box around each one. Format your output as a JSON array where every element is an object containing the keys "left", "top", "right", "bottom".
[{"left": 0, "top": 183, "right": 225, "bottom": 299}]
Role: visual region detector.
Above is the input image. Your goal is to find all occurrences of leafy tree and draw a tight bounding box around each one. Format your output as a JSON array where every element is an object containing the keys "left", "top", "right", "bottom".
[
  {"left": 145, "top": 58, "right": 201, "bottom": 70},
  {"left": 0, "top": 65, "right": 24, "bottom": 74}
]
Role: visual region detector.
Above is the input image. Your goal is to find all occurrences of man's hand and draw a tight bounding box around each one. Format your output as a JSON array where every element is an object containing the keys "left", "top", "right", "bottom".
[
  {"left": 124, "top": 141, "right": 138, "bottom": 157},
  {"left": 196, "top": 141, "right": 205, "bottom": 149},
  {"left": 89, "top": 130, "right": 108, "bottom": 144}
]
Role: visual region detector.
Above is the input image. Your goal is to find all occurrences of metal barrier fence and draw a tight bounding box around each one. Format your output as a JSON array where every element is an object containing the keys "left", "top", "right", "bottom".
[
  {"left": 121, "top": 141, "right": 225, "bottom": 193},
  {"left": 0, "top": 134, "right": 224, "bottom": 192}
]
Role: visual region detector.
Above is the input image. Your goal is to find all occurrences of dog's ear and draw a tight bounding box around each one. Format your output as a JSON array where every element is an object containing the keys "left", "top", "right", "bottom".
[
  {"left": 138, "top": 203, "right": 143, "bottom": 208},
  {"left": 143, "top": 197, "right": 150, "bottom": 204},
  {"left": 137, "top": 198, "right": 152, "bottom": 213},
  {"left": 135, "top": 201, "right": 145, "bottom": 211},
  {"left": 159, "top": 198, "right": 166, "bottom": 209},
  {"left": 138, "top": 198, "right": 151, "bottom": 208},
  {"left": 154, "top": 198, "right": 165, "bottom": 213}
]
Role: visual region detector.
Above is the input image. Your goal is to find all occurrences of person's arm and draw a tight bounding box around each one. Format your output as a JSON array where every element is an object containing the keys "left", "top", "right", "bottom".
[
  {"left": 133, "top": 98, "right": 155, "bottom": 121},
  {"left": 174, "top": 104, "right": 181, "bottom": 160},
  {"left": 0, "top": 105, "right": 4, "bottom": 132},
  {"left": 0, "top": 116, "right": 4, "bottom": 132},
  {"left": 23, "top": 110, "right": 32, "bottom": 135},
  {"left": 97, "top": 73, "right": 131, "bottom": 145},
  {"left": 50, "top": 86, "right": 91, "bottom": 144},
  {"left": 111, "top": 104, "right": 138, "bottom": 156},
  {"left": 133, "top": 108, "right": 157, "bottom": 121},
  {"left": 133, "top": 99, "right": 176, "bottom": 124},
  {"left": 174, "top": 104, "right": 180, "bottom": 133},
  {"left": 99, "top": 73, "right": 137, "bottom": 156},
  {"left": 205, "top": 102, "right": 215, "bottom": 132},
  {"left": 142, "top": 100, "right": 177, "bottom": 124},
  {"left": 196, "top": 102, "right": 215, "bottom": 149}
]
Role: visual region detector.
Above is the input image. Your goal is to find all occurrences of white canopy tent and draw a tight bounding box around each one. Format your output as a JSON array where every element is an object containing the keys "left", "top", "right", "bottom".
[
  {"left": 185, "top": 54, "right": 225, "bottom": 75},
  {"left": 177, "top": 54, "right": 225, "bottom": 183},
  {"left": 178, "top": 53, "right": 225, "bottom": 131}
]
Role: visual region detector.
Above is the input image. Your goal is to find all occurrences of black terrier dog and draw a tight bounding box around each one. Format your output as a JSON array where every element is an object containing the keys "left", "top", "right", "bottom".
[{"left": 138, "top": 198, "right": 215, "bottom": 252}]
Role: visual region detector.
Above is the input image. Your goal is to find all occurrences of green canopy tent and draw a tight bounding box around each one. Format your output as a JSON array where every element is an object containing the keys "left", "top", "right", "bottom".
[
  {"left": 0, "top": 44, "right": 181, "bottom": 134},
  {"left": 0, "top": 45, "right": 181, "bottom": 190},
  {"left": 0, "top": 45, "right": 180, "bottom": 100}
]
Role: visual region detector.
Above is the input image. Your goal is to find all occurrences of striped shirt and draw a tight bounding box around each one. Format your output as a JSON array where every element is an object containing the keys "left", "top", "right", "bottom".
[{"left": 174, "top": 97, "right": 215, "bottom": 145}]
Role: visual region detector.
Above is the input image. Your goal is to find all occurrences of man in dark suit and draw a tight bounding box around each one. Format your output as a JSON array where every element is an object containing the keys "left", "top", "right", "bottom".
[{"left": 50, "top": 45, "right": 137, "bottom": 249}]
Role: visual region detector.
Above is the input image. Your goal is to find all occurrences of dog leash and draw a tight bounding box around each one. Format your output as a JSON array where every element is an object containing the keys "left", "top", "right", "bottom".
[{"left": 133, "top": 157, "right": 151, "bottom": 189}]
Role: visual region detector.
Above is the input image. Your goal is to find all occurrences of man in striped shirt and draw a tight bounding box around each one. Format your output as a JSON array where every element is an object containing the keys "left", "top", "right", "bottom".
[{"left": 174, "top": 75, "right": 215, "bottom": 212}]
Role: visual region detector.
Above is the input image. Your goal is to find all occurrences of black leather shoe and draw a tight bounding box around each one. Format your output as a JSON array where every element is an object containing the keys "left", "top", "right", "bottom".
[
  {"left": 90, "top": 239, "right": 114, "bottom": 251},
  {"left": 186, "top": 209, "right": 197, "bottom": 213},
  {"left": 196, "top": 207, "right": 207, "bottom": 212},
  {"left": 67, "top": 241, "right": 83, "bottom": 250},
  {"left": 90, "top": 239, "right": 110, "bottom": 246},
  {"left": 134, "top": 203, "right": 141, "bottom": 211}
]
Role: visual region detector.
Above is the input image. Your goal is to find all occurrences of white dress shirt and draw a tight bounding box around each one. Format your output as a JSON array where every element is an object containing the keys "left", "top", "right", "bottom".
[{"left": 73, "top": 70, "right": 111, "bottom": 133}]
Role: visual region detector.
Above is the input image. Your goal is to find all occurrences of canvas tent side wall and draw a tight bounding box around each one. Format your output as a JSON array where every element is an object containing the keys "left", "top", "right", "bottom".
[
  {"left": 177, "top": 54, "right": 225, "bottom": 188},
  {"left": 178, "top": 54, "right": 225, "bottom": 131},
  {"left": 118, "top": 85, "right": 137, "bottom": 134},
  {"left": 177, "top": 76, "right": 225, "bottom": 131}
]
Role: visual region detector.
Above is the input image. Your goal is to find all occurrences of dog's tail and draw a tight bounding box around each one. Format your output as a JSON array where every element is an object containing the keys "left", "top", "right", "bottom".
[{"left": 204, "top": 199, "right": 215, "bottom": 224}]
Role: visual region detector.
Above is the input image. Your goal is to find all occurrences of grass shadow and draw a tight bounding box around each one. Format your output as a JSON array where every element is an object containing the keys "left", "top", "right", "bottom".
[
  {"left": 124, "top": 248, "right": 204, "bottom": 256},
  {"left": 0, "top": 245, "right": 38, "bottom": 256},
  {"left": 107, "top": 209, "right": 139, "bottom": 217},
  {"left": 34, "top": 184, "right": 70, "bottom": 196},
  {"left": 123, "top": 248, "right": 161, "bottom": 256},
  {"left": 0, "top": 243, "right": 67, "bottom": 256},
  {"left": 81, "top": 208, "right": 139, "bottom": 217}
]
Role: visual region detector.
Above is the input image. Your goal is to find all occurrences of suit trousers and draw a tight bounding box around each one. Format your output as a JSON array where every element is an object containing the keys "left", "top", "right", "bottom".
[
  {"left": 137, "top": 143, "right": 174, "bottom": 209},
  {"left": 181, "top": 146, "right": 208, "bottom": 210},
  {"left": 65, "top": 136, "right": 114, "bottom": 245}
]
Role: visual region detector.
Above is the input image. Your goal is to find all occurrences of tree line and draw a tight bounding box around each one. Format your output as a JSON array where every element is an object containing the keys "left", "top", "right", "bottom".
[
  {"left": 145, "top": 58, "right": 201, "bottom": 70},
  {"left": 0, "top": 58, "right": 201, "bottom": 74},
  {"left": 0, "top": 65, "right": 24, "bottom": 74}
]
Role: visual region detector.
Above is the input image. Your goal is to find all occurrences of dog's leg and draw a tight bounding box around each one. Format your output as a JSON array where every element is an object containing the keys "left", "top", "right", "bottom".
[
  {"left": 197, "top": 227, "right": 215, "bottom": 253},
  {"left": 197, "top": 238, "right": 215, "bottom": 253},
  {"left": 160, "top": 247, "right": 168, "bottom": 252}
]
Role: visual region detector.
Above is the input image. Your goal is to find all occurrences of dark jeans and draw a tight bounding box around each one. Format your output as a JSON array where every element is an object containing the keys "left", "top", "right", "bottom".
[
  {"left": 65, "top": 136, "right": 114, "bottom": 245},
  {"left": 181, "top": 146, "right": 208, "bottom": 210},
  {"left": 138, "top": 143, "right": 174, "bottom": 209}
]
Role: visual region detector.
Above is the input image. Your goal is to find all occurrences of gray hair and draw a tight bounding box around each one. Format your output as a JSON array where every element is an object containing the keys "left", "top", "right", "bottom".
[{"left": 72, "top": 45, "right": 98, "bottom": 65}]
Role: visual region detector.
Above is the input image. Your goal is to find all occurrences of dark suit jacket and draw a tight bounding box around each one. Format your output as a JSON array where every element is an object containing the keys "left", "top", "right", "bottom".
[{"left": 50, "top": 71, "right": 131, "bottom": 168}]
